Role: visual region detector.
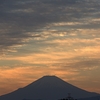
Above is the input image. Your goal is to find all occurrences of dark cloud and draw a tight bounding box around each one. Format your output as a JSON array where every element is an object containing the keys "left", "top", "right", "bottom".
[{"left": 0, "top": 0, "right": 100, "bottom": 54}]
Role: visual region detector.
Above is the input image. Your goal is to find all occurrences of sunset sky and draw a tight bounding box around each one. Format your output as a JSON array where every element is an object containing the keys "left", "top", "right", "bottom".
[{"left": 0, "top": 0, "right": 100, "bottom": 96}]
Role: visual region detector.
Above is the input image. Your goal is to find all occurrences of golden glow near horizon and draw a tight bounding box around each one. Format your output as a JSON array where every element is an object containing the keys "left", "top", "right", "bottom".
[{"left": 0, "top": 0, "right": 100, "bottom": 96}]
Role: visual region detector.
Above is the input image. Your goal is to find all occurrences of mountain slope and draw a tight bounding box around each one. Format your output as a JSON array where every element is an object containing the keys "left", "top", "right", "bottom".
[{"left": 0, "top": 76, "right": 99, "bottom": 100}]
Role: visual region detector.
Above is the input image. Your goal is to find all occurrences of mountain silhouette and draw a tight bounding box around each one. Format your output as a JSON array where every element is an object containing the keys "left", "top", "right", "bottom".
[{"left": 0, "top": 76, "right": 99, "bottom": 100}]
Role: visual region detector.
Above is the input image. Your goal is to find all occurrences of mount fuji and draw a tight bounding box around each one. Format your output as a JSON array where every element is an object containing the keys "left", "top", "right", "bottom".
[{"left": 0, "top": 76, "right": 99, "bottom": 100}]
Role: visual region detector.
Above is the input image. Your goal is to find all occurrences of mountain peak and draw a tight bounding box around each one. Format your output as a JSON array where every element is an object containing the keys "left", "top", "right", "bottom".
[
  {"left": 42, "top": 75, "right": 58, "bottom": 78},
  {"left": 25, "top": 75, "right": 67, "bottom": 89},
  {"left": 42, "top": 75, "right": 61, "bottom": 79}
]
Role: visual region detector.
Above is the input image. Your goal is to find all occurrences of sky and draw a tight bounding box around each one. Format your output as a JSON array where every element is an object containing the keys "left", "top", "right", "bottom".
[{"left": 0, "top": 0, "right": 100, "bottom": 96}]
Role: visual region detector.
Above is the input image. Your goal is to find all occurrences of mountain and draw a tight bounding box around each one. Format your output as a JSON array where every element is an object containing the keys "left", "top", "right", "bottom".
[{"left": 0, "top": 76, "right": 99, "bottom": 100}]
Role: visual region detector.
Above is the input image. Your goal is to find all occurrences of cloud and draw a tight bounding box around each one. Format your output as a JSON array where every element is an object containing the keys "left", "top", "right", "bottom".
[{"left": 0, "top": 0, "right": 100, "bottom": 54}]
